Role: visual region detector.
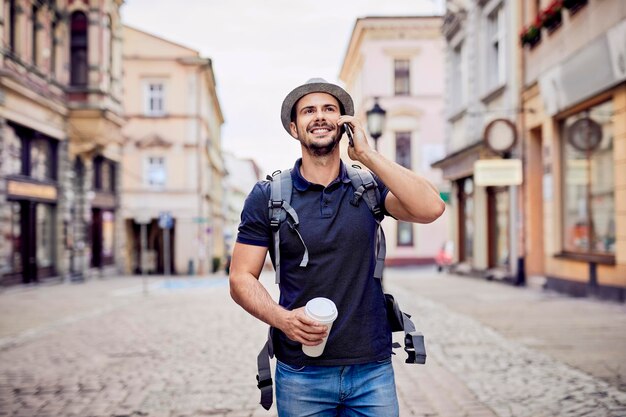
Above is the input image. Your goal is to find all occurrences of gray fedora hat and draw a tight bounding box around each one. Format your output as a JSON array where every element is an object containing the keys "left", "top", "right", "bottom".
[{"left": 280, "top": 78, "right": 354, "bottom": 136}]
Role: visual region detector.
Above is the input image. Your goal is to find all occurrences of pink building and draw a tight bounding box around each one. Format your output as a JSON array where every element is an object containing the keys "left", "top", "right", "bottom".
[{"left": 340, "top": 16, "right": 450, "bottom": 266}]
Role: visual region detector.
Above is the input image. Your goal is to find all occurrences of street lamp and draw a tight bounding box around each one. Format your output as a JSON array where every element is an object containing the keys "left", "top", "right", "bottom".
[{"left": 366, "top": 98, "right": 386, "bottom": 150}]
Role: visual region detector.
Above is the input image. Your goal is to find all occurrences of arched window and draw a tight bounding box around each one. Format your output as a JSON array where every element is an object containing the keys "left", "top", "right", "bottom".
[{"left": 70, "top": 11, "right": 88, "bottom": 86}]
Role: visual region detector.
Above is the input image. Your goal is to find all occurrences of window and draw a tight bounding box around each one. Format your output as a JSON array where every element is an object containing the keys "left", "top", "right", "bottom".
[
  {"left": 8, "top": 0, "right": 16, "bottom": 53},
  {"left": 32, "top": 4, "right": 39, "bottom": 66},
  {"left": 5, "top": 126, "right": 23, "bottom": 175},
  {"left": 144, "top": 82, "right": 165, "bottom": 116},
  {"left": 146, "top": 156, "right": 166, "bottom": 188},
  {"left": 51, "top": 12, "right": 59, "bottom": 78},
  {"left": 562, "top": 101, "right": 615, "bottom": 256},
  {"left": 394, "top": 59, "right": 410, "bottom": 96},
  {"left": 397, "top": 221, "right": 414, "bottom": 246},
  {"left": 395, "top": 132, "right": 412, "bottom": 169},
  {"left": 94, "top": 157, "right": 115, "bottom": 192},
  {"left": 70, "top": 11, "right": 88, "bottom": 86},
  {"left": 451, "top": 43, "right": 465, "bottom": 110},
  {"left": 486, "top": 5, "right": 505, "bottom": 91}
]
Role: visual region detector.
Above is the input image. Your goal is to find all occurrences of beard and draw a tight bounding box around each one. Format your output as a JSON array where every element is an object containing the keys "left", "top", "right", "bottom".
[{"left": 297, "top": 122, "right": 342, "bottom": 157}]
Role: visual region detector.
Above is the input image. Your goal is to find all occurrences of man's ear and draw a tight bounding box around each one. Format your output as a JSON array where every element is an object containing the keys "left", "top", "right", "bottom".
[{"left": 289, "top": 122, "right": 298, "bottom": 139}]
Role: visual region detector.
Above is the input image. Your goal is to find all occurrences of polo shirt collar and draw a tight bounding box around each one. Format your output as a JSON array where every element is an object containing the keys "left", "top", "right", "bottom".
[{"left": 291, "top": 158, "right": 351, "bottom": 191}]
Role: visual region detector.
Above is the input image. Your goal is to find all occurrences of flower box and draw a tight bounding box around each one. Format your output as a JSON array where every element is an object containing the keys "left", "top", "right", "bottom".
[
  {"left": 520, "top": 17, "right": 542, "bottom": 48},
  {"left": 541, "top": 0, "right": 563, "bottom": 33},
  {"left": 563, "top": 0, "right": 588, "bottom": 15}
]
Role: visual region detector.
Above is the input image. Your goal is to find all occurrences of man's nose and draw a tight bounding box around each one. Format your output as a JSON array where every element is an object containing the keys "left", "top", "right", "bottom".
[{"left": 314, "top": 108, "right": 325, "bottom": 120}]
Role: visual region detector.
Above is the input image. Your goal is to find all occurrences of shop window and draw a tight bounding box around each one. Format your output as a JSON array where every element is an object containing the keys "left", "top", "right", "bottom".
[
  {"left": 459, "top": 177, "right": 474, "bottom": 262},
  {"left": 397, "top": 221, "right": 414, "bottom": 247},
  {"left": 70, "top": 11, "right": 88, "bottom": 87},
  {"left": 394, "top": 59, "right": 410, "bottom": 96},
  {"left": 489, "top": 187, "right": 510, "bottom": 268},
  {"left": 102, "top": 210, "right": 115, "bottom": 263},
  {"left": 562, "top": 101, "right": 615, "bottom": 255},
  {"left": 30, "top": 137, "right": 54, "bottom": 181},
  {"left": 8, "top": 202, "right": 22, "bottom": 274},
  {"left": 36, "top": 204, "right": 54, "bottom": 269},
  {"left": 395, "top": 132, "right": 412, "bottom": 169}
]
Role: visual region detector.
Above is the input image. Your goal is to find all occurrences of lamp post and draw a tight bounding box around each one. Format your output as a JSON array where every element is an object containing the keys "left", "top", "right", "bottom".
[{"left": 366, "top": 98, "right": 386, "bottom": 151}]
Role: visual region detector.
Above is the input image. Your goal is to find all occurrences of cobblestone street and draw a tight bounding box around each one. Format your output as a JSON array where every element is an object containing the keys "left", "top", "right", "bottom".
[{"left": 0, "top": 269, "right": 625, "bottom": 417}]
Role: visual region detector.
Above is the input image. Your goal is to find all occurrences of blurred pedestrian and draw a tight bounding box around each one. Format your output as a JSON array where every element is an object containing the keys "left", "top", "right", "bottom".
[{"left": 229, "top": 78, "right": 444, "bottom": 416}]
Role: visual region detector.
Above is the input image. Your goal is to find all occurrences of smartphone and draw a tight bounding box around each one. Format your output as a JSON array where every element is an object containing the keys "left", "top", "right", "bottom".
[{"left": 343, "top": 123, "right": 354, "bottom": 147}]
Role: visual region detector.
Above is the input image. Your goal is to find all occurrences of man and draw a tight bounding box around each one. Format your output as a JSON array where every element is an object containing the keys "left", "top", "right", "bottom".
[{"left": 229, "top": 78, "right": 444, "bottom": 416}]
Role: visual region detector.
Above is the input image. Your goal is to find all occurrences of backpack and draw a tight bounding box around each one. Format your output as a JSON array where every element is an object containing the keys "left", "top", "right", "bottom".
[{"left": 256, "top": 164, "right": 426, "bottom": 410}]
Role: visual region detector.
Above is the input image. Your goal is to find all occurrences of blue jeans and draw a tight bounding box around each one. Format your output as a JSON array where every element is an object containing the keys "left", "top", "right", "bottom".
[{"left": 275, "top": 358, "right": 399, "bottom": 417}]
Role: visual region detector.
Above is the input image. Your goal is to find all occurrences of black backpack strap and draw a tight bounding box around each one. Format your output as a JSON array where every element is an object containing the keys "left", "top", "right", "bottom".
[
  {"left": 268, "top": 170, "right": 309, "bottom": 284},
  {"left": 256, "top": 329, "right": 274, "bottom": 410},
  {"left": 345, "top": 165, "right": 386, "bottom": 279}
]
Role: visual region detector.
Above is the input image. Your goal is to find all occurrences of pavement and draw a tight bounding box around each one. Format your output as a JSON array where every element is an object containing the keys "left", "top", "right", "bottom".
[{"left": 0, "top": 268, "right": 624, "bottom": 417}]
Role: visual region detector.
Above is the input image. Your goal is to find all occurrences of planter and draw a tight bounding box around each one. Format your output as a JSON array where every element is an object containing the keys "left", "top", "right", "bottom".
[
  {"left": 541, "top": 0, "right": 563, "bottom": 33},
  {"left": 563, "top": 0, "right": 587, "bottom": 15},
  {"left": 520, "top": 19, "right": 542, "bottom": 49},
  {"left": 542, "top": 10, "right": 563, "bottom": 33}
]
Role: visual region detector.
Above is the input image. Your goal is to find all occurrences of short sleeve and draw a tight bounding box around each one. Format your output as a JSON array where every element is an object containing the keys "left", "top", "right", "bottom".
[
  {"left": 236, "top": 182, "right": 272, "bottom": 247},
  {"left": 373, "top": 174, "right": 391, "bottom": 218}
]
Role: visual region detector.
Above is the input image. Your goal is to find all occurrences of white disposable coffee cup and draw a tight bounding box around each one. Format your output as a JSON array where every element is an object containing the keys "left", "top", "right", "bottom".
[{"left": 302, "top": 297, "right": 338, "bottom": 357}]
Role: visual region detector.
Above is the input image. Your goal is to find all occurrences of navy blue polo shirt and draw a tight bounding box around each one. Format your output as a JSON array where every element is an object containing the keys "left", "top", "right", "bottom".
[{"left": 237, "top": 158, "right": 392, "bottom": 366}]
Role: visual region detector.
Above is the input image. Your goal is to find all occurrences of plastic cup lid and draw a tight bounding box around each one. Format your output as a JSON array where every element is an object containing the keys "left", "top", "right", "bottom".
[{"left": 305, "top": 297, "right": 338, "bottom": 322}]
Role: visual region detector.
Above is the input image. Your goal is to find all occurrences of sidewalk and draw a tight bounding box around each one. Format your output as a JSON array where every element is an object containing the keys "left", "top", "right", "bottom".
[{"left": 385, "top": 267, "right": 626, "bottom": 416}]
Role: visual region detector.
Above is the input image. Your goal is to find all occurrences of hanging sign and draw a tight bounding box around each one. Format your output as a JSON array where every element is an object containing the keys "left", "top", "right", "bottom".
[{"left": 474, "top": 159, "right": 523, "bottom": 186}]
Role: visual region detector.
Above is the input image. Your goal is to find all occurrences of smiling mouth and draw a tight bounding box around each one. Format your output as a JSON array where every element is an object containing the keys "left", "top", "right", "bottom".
[{"left": 309, "top": 126, "right": 334, "bottom": 135}]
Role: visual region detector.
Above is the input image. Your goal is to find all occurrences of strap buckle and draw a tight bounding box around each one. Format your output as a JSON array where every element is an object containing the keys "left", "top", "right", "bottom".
[{"left": 256, "top": 375, "right": 273, "bottom": 389}]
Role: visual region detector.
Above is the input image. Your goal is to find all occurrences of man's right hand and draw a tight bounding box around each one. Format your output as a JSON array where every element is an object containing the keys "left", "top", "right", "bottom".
[{"left": 279, "top": 307, "right": 328, "bottom": 346}]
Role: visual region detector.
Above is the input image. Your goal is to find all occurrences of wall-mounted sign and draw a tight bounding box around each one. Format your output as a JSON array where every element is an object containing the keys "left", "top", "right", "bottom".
[
  {"left": 474, "top": 159, "right": 523, "bottom": 186},
  {"left": 483, "top": 118, "right": 518, "bottom": 155},
  {"left": 567, "top": 117, "right": 602, "bottom": 152},
  {"left": 8, "top": 180, "right": 57, "bottom": 201}
]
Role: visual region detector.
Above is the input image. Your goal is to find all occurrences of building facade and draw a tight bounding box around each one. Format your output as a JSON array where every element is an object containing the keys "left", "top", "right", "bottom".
[
  {"left": 0, "top": 0, "right": 125, "bottom": 286},
  {"left": 121, "top": 26, "right": 225, "bottom": 276},
  {"left": 339, "top": 16, "right": 450, "bottom": 266},
  {"left": 519, "top": 0, "right": 626, "bottom": 300},
  {"left": 222, "top": 152, "right": 261, "bottom": 257},
  {"left": 433, "top": 0, "right": 523, "bottom": 282}
]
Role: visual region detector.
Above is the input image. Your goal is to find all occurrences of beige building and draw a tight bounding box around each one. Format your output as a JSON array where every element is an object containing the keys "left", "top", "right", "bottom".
[
  {"left": 0, "top": 0, "right": 125, "bottom": 285},
  {"left": 520, "top": 0, "right": 625, "bottom": 301},
  {"left": 121, "top": 26, "right": 225, "bottom": 275},
  {"left": 340, "top": 16, "right": 450, "bottom": 266},
  {"left": 434, "top": 0, "right": 524, "bottom": 283}
]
